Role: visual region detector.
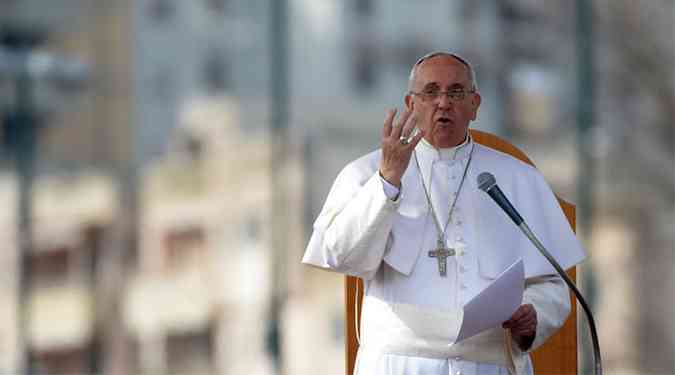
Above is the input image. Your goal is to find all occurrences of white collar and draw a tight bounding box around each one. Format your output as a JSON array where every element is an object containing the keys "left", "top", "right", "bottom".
[
  {"left": 416, "top": 134, "right": 473, "bottom": 163},
  {"left": 411, "top": 134, "right": 475, "bottom": 214}
]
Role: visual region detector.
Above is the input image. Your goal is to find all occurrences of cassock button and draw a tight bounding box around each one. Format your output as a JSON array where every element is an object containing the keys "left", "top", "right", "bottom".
[
  {"left": 453, "top": 356, "right": 463, "bottom": 375},
  {"left": 460, "top": 283, "right": 468, "bottom": 290}
]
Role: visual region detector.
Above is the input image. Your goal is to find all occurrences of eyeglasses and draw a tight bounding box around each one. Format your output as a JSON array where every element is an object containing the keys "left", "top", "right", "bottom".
[{"left": 410, "top": 88, "right": 476, "bottom": 102}]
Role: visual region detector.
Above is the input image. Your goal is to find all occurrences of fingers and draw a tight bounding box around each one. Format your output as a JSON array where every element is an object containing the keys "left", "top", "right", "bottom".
[
  {"left": 382, "top": 108, "right": 396, "bottom": 138},
  {"left": 511, "top": 305, "right": 531, "bottom": 321},
  {"left": 503, "top": 304, "right": 537, "bottom": 330},
  {"left": 510, "top": 315, "right": 536, "bottom": 331},
  {"left": 391, "top": 108, "right": 413, "bottom": 139},
  {"left": 503, "top": 307, "right": 524, "bottom": 327},
  {"left": 378, "top": 107, "right": 418, "bottom": 188},
  {"left": 504, "top": 305, "right": 538, "bottom": 340},
  {"left": 382, "top": 107, "right": 418, "bottom": 146},
  {"left": 400, "top": 109, "right": 416, "bottom": 139},
  {"left": 512, "top": 321, "right": 537, "bottom": 336}
]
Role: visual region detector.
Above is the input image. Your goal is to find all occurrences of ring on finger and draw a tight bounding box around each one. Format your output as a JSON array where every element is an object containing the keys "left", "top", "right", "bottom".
[{"left": 399, "top": 136, "right": 410, "bottom": 145}]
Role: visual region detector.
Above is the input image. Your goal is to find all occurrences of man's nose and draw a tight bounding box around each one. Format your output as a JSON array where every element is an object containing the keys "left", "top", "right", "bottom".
[{"left": 436, "top": 93, "right": 453, "bottom": 108}]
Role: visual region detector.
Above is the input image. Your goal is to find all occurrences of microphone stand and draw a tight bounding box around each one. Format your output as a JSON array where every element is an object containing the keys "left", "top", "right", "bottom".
[
  {"left": 478, "top": 172, "right": 601, "bottom": 374},
  {"left": 518, "top": 222, "right": 602, "bottom": 375}
]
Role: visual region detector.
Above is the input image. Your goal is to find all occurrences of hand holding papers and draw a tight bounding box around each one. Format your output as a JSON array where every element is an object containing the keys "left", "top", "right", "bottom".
[
  {"left": 456, "top": 259, "right": 524, "bottom": 342},
  {"left": 359, "top": 259, "right": 525, "bottom": 357}
]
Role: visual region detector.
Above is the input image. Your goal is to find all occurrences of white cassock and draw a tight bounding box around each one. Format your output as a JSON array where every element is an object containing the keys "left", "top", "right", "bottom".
[{"left": 302, "top": 136, "right": 586, "bottom": 375}]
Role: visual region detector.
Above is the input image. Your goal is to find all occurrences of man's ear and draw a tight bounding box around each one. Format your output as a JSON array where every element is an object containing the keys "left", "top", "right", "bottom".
[
  {"left": 405, "top": 94, "right": 414, "bottom": 111},
  {"left": 470, "top": 92, "right": 482, "bottom": 121}
]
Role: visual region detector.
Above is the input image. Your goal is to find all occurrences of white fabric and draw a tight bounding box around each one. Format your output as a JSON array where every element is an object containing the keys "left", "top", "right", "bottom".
[
  {"left": 380, "top": 174, "right": 401, "bottom": 200},
  {"left": 302, "top": 137, "right": 585, "bottom": 375}
]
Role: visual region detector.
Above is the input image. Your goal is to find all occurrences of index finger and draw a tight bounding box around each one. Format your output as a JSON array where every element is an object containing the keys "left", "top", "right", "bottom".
[{"left": 382, "top": 108, "right": 397, "bottom": 138}]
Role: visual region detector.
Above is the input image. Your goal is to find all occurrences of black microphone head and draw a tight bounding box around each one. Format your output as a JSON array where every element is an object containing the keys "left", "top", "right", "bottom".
[{"left": 477, "top": 172, "right": 496, "bottom": 192}]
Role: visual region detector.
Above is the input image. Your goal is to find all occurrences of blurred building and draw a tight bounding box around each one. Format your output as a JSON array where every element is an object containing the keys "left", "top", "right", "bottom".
[
  {"left": 0, "top": 0, "right": 301, "bottom": 374},
  {"left": 0, "top": 97, "right": 305, "bottom": 375},
  {"left": 0, "top": 172, "right": 116, "bottom": 373},
  {"left": 124, "top": 97, "right": 303, "bottom": 374}
]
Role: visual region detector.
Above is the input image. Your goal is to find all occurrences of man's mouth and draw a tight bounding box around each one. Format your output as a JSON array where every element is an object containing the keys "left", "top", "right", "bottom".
[{"left": 436, "top": 117, "right": 453, "bottom": 125}]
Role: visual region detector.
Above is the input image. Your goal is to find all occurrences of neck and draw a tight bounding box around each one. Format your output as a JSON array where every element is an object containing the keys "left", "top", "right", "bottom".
[
  {"left": 424, "top": 133, "right": 469, "bottom": 150},
  {"left": 422, "top": 134, "right": 469, "bottom": 150}
]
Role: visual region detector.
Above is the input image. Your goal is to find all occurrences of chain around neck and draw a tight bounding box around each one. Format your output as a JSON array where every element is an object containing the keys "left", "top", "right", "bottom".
[{"left": 414, "top": 138, "right": 474, "bottom": 246}]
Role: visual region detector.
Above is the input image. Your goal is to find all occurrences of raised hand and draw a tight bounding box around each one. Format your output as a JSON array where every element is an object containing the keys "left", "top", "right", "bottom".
[{"left": 379, "top": 108, "right": 424, "bottom": 188}]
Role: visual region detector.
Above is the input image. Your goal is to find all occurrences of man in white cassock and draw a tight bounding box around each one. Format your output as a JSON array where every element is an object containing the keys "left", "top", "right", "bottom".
[{"left": 302, "top": 52, "right": 586, "bottom": 375}]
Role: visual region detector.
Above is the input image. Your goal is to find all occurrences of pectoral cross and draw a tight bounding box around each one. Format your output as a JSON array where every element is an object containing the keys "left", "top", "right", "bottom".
[{"left": 428, "top": 239, "right": 455, "bottom": 277}]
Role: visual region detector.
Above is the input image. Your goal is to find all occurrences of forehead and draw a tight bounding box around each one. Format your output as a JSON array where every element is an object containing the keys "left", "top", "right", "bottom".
[{"left": 414, "top": 56, "right": 471, "bottom": 88}]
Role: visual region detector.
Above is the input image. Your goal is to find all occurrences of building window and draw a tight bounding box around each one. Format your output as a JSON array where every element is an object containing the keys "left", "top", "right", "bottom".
[
  {"left": 354, "top": 0, "right": 374, "bottom": 17},
  {"left": 28, "top": 247, "right": 70, "bottom": 287},
  {"left": 82, "top": 224, "right": 106, "bottom": 281},
  {"left": 166, "top": 329, "right": 213, "bottom": 374},
  {"left": 171, "top": 128, "right": 204, "bottom": 163},
  {"left": 352, "top": 43, "right": 378, "bottom": 93},
  {"left": 201, "top": 52, "right": 230, "bottom": 93},
  {"left": 147, "top": 0, "right": 175, "bottom": 24},
  {"left": 31, "top": 346, "right": 89, "bottom": 375},
  {"left": 205, "top": 0, "right": 230, "bottom": 16},
  {"left": 163, "top": 226, "right": 206, "bottom": 270},
  {"left": 184, "top": 133, "right": 204, "bottom": 162}
]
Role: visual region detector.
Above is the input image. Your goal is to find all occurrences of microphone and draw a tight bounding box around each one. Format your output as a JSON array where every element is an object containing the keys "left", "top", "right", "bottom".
[
  {"left": 476, "top": 171, "right": 603, "bottom": 375},
  {"left": 476, "top": 172, "right": 524, "bottom": 225}
]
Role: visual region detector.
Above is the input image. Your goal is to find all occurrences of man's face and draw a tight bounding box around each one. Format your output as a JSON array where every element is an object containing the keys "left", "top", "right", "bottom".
[{"left": 405, "top": 56, "right": 481, "bottom": 148}]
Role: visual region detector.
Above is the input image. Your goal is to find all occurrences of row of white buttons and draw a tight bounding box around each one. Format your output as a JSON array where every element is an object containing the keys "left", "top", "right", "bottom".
[
  {"left": 451, "top": 356, "right": 463, "bottom": 375},
  {"left": 446, "top": 161, "right": 472, "bottom": 298}
]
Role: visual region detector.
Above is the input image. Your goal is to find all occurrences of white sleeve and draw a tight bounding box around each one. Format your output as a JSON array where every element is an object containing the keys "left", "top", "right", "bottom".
[
  {"left": 379, "top": 173, "right": 401, "bottom": 200},
  {"left": 519, "top": 274, "right": 571, "bottom": 352},
  {"left": 302, "top": 170, "right": 399, "bottom": 280}
]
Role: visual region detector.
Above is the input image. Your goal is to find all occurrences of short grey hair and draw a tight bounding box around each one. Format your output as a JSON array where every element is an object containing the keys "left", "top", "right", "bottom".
[{"left": 408, "top": 51, "right": 478, "bottom": 92}]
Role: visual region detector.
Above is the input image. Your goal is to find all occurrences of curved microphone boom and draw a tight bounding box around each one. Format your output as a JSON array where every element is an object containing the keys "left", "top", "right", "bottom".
[
  {"left": 477, "top": 172, "right": 602, "bottom": 375},
  {"left": 476, "top": 173, "right": 524, "bottom": 226}
]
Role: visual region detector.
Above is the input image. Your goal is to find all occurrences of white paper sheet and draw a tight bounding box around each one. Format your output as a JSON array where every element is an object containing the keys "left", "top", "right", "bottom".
[{"left": 456, "top": 259, "right": 525, "bottom": 342}]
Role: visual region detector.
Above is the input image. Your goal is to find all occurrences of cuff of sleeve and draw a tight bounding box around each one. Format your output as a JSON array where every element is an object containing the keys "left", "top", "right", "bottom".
[{"left": 379, "top": 172, "right": 401, "bottom": 202}]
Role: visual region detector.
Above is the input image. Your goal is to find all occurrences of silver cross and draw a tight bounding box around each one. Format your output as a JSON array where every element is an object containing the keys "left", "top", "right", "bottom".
[{"left": 428, "top": 241, "right": 456, "bottom": 277}]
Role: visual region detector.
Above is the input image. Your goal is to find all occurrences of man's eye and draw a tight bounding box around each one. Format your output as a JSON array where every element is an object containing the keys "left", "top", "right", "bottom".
[{"left": 423, "top": 90, "right": 439, "bottom": 96}]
